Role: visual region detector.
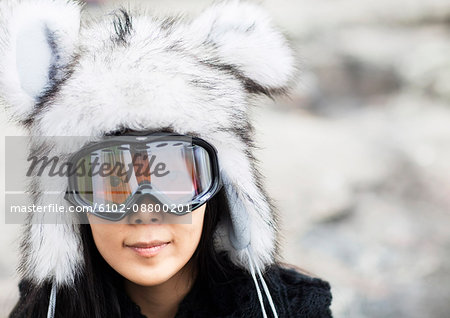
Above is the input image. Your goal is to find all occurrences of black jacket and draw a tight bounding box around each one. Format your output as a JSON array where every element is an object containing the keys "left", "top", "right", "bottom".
[
  {"left": 118, "top": 255, "right": 333, "bottom": 318},
  {"left": 11, "top": 254, "right": 332, "bottom": 318}
]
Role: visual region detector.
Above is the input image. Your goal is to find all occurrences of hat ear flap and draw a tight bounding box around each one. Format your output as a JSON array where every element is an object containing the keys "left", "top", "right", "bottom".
[
  {"left": 215, "top": 151, "right": 278, "bottom": 271},
  {"left": 0, "top": 0, "right": 81, "bottom": 123},
  {"left": 191, "top": 0, "right": 295, "bottom": 94}
]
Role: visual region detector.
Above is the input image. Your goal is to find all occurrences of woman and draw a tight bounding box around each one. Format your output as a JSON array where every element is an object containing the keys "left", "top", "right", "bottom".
[
  {"left": 11, "top": 171, "right": 332, "bottom": 317},
  {"left": 1, "top": 0, "right": 333, "bottom": 317}
]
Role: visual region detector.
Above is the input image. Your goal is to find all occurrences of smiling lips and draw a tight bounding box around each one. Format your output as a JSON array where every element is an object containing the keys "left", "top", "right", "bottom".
[{"left": 126, "top": 240, "right": 170, "bottom": 257}]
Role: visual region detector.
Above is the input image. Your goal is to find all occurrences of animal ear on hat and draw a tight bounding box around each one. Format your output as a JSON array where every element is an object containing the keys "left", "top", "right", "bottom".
[
  {"left": 0, "top": 0, "right": 81, "bottom": 124},
  {"left": 191, "top": 0, "right": 295, "bottom": 95}
]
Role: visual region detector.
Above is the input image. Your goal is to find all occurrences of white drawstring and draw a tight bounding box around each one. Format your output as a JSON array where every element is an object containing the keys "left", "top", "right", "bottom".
[
  {"left": 246, "top": 247, "right": 268, "bottom": 318},
  {"left": 46, "top": 281, "right": 57, "bottom": 318},
  {"left": 245, "top": 247, "right": 279, "bottom": 318},
  {"left": 255, "top": 261, "right": 279, "bottom": 318}
]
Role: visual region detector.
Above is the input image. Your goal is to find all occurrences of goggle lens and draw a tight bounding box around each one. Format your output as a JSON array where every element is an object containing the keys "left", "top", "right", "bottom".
[{"left": 72, "top": 139, "right": 215, "bottom": 214}]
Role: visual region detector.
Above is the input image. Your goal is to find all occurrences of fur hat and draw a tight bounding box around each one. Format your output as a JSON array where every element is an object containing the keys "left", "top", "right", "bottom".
[{"left": 0, "top": 0, "right": 295, "bottom": 314}]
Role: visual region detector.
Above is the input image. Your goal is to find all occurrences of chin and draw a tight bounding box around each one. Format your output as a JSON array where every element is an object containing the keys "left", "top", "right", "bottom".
[{"left": 127, "top": 265, "right": 178, "bottom": 286}]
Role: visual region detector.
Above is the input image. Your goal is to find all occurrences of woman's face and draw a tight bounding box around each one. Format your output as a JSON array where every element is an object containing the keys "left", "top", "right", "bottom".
[{"left": 88, "top": 199, "right": 206, "bottom": 286}]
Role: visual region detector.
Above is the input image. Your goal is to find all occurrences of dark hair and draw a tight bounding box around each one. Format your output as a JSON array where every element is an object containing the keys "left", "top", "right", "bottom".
[{"left": 9, "top": 188, "right": 233, "bottom": 318}]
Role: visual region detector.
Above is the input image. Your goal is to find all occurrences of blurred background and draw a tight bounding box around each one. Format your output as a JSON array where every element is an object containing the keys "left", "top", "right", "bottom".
[{"left": 1, "top": 0, "right": 450, "bottom": 317}]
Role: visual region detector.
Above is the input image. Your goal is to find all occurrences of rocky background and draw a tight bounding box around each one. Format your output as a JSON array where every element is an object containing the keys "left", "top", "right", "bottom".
[{"left": 1, "top": 0, "right": 450, "bottom": 317}]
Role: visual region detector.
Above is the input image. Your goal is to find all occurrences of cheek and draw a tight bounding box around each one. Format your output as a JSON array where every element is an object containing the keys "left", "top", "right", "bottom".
[
  {"left": 89, "top": 223, "right": 127, "bottom": 269},
  {"left": 171, "top": 208, "right": 205, "bottom": 262},
  {"left": 91, "top": 224, "right": 126, "bottom": 284}
]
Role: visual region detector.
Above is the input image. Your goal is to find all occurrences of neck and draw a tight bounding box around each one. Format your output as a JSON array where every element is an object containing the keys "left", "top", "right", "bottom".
[{"left": 124, "top": 260, "right": 197, "bottom": 318}]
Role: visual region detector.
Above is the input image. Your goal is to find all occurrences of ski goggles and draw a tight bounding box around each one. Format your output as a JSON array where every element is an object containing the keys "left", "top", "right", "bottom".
[{"left": 64, "top": 132, "right": 222, "bottom": 221}]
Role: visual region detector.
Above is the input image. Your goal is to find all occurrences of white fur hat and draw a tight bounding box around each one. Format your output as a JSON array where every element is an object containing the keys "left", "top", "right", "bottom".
[{"left": 0, "top": 0, "right": 295, "bottom": 293}]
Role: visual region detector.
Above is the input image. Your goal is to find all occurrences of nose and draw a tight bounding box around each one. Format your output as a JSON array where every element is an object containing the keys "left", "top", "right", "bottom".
[{"left": 127, "top": 195, "right": 165, "bottom": 224}]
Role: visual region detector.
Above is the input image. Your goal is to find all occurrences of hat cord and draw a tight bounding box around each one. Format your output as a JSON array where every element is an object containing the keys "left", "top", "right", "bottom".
[
  {"left": 245, "top": 247, "right": 279, "bottom": 318},
  {"left": 46, "top": 280, "right": 57, "bottom": 318}
]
